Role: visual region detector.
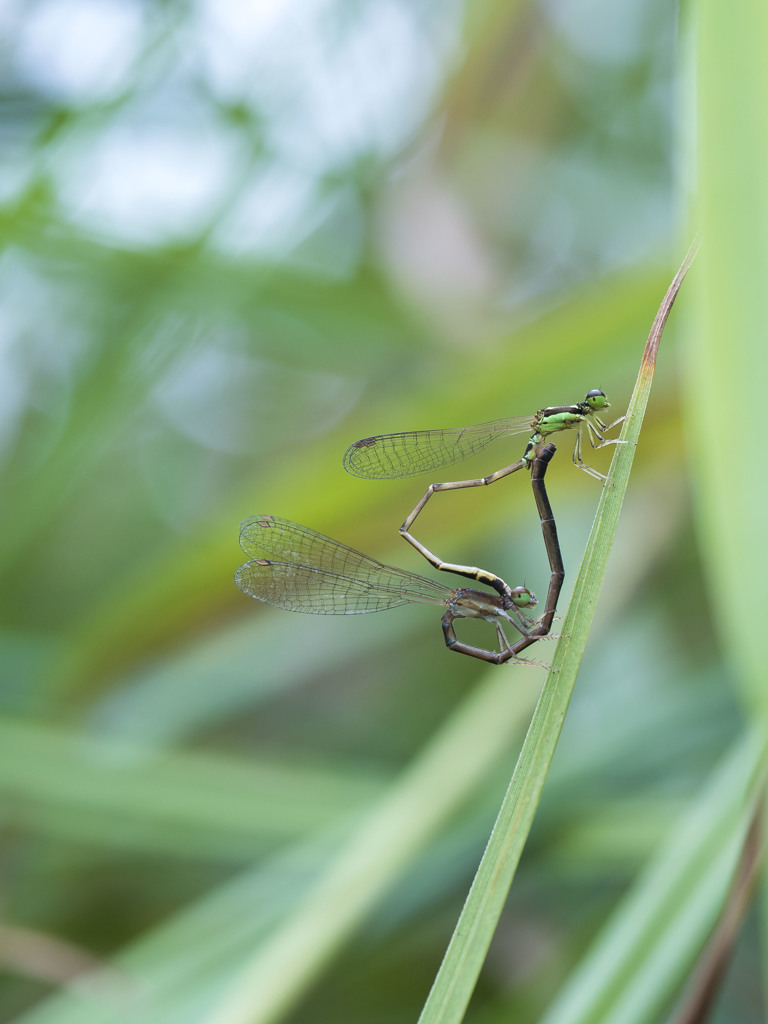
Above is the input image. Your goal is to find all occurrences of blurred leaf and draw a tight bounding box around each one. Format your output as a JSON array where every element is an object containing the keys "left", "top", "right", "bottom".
[
  {"left": 0, "top": 718, "right": 384, "bottom": 858},
  {"left": 196, "top": 670, "right": 542, "bottom": 1024},
  {"left": 686, "top": 2, "right": 768, "bottom": 714},
  {"left": 539, "top": 730, "right": 766, "bottom": 1024}
]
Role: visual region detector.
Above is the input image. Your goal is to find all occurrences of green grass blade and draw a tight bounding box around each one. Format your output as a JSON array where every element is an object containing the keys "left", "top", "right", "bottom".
[
  {"left": 0, "top": 718, "right": 384, "bottom": 857},
  {"left": 416, "top": 246, "right": 698, "bottom": 1024},
  {"left": 199, "top": 669, "right": 544, "bottom": 1024},
  {"left": 688, "top": 2, "right": 768, "bottom": 712},
  {"left": 538, "top": 728, "right": 767, "bottom": 1024},
  {"left": 686, "top": 5, "right": 768, "bottom": 1017}
]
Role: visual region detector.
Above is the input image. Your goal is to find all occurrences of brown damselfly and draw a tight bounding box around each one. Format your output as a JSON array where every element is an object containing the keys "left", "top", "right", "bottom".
[{"left": 235, "top": 445, "right": 563, "bottom": 665}]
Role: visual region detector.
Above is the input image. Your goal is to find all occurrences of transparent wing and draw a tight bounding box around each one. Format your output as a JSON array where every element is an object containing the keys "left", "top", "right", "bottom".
[
  {"left": 342, "top": 415, "right": 535, "bottom": 479},
  {"left": 236, "top": 516, "right": 452, "bottom": 614}
]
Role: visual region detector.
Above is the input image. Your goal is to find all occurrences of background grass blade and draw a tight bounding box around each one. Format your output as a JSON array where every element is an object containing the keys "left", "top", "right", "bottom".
[
  {"left": 688, "top": 3, "right": 768, "bottom": 714},
  {"left": 417, "top": 247, "right": 697, "bottom": 1024},
  {"left": 684, "top": 4, "right": 768, "bottom": 1019},
  {"left": 199, "top": 670, "right": 543, "bottom": 1024},
  {"left": 538, "top": 728, "right": 767, "bottom": 1024}
]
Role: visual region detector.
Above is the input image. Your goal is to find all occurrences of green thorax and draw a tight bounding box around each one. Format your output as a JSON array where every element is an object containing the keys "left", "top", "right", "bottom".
[
  {"left": 534, "top": 407, "right": 586, "bottom": 433},
  {"left": 521, "top": 390, "right": 609, "bottom": 465}
]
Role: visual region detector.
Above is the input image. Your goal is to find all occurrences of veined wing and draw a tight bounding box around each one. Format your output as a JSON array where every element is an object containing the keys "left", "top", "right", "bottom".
[
  {"left": 236, "top": 516, "right": 452, "bottom": 614},
  {"left": 235, "top": 560, "right": 451, "bottom": 614},
  {"left": 342, "top": 415, "right": 535, "bottom": 479}
]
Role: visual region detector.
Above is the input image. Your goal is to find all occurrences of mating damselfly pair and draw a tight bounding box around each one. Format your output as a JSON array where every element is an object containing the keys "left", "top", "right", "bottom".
[{"left": 235, "top": 391, "right": 624, "bottom": 664}]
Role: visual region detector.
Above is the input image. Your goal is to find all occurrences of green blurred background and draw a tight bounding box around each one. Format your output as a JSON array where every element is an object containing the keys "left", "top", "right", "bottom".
[{"left": 0, "top": 1, "right": 756, "bottom": 1023}]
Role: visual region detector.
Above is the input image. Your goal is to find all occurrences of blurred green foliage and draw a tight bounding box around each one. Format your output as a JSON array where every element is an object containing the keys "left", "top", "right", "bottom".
[{"left": 0, "top": 1, "right": 760, "bottom": 1023}]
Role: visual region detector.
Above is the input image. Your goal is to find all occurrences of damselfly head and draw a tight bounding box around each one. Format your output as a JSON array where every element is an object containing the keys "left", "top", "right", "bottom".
[
  {"left": 584, "top": 389, "right": 608, "bottom": 410},
  {"left": 509, "top": 586, "right": 536, "bottom": 609}
]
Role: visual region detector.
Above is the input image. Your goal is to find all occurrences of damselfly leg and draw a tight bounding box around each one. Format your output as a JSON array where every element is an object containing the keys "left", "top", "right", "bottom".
[
  {"left": 572, "top": 411, "right": 626, "bottom": 480},
  {"left": 398, "top": 456, "right": 528, "bottom": 594}
]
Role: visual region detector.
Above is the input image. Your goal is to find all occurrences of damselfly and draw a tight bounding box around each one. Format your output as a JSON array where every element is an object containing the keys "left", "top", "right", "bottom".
[
  {"left": 235, "top": 445, "right": 563, "bottom": 665},
  {"left": 344, "top": 390, "right": 623, "bottom": 482}
]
